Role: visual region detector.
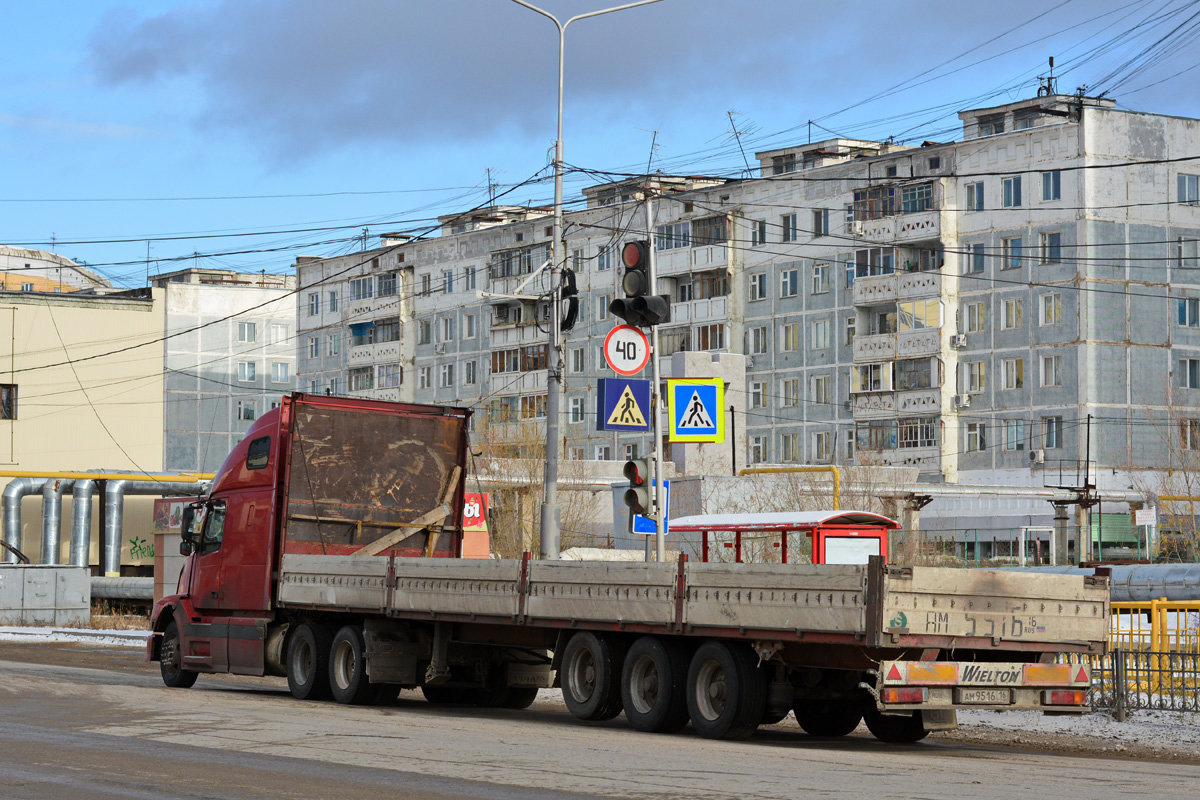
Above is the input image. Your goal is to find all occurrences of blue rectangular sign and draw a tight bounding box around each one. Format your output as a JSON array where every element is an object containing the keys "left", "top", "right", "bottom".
[
  {"left": 632, "top": 479, "right": 669, "bottom": 535},
  {"left": 596, "top": 377, "right": 652, "bottom": 432}
]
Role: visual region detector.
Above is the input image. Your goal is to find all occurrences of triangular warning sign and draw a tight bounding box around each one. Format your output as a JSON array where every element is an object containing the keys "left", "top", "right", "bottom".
[
  {"left": 607, "top": 385, "right": 647, "bottom": 427},
  {"left": 678, "top": 390, "right": 714, "bottom": 429},
  {"left": 887, "top": 664, "right": 903, "bottom": 681},
  {"left": 1075, "top": 666, "right": 1088, "bottom": 683}
]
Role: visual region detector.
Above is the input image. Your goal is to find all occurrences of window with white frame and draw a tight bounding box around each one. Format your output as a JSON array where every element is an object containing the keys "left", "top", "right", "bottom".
[
  {"left": 568, "top": 446, "right": 585, "bottom": 461},
  {"left": 623, "top": 443, "right": 639, "bottom": 460},
  {"left": 812, "top": 208, "right": 830, "bottom": 236},
  {"left": 238, "top": 362, "right": 256, "bottom": 382},
  {"left": 569, "top": 347, "right": 585, "bottom": 374},
  {"left": 271, "top": 324, "right": 287, "bottom": 345},
  {"left": 965, "top": 182, "right": 984, "bottom": 212},
  {"left": 1001, "top": 298, "right": 1023, "bottom": 330},
  {"left": 1183, "top": 420, "right": 1200, "bottom": 451},
  {"left": 812, "top": 374, "right": 831, "bottom": 405},
  {"left": 465, "top": 267, "right": 477, "bottom": 291},
  {"left": 377, "top": 364, "right": 401, "bottom": 389},
  {"left": 1040, "top": 231, "right": 1062, "bottom": 264},
  {"left": 965, "top": 360, "right": 986, "bottom": 393},
  {"left": 1178, "top": 298, "right": 1200, "bottom": 328},
  {"left": 420, "top": 274, "right": 431, "bottom": 296},
  {"left": 349, "top": 276, "right": 374, "bottom": 301},
  {"left": 594, "top": 445, "right": 612, "bottom": 460},
  {"left": 1004, "top": 419, "right": 1025, "bottom": 451},
  {"left": 813, "top": 431, "right": 832, "bottom": 461},
  {"left": 901, "top": 183, "right": 933, "bottom": 213},
  {"left": 780, "top": 269, "right": 799, "bottom": 298},
  {"left": 780, "top": 322, "right": 799, "bottom": 352},
  {"left": 750, "top": 436, "right": 766, "bottom": 464},
  {"left": 749, "top": 326, "right": 768, "bottom": 355},
  {"left": 751, "top": 219, "right": 767, "bottom": 247},
  {"left": 781, "top": 377, "right": 800, "bottom": 407},
  {"left": 328, "top": 376, "right": 340, "bottom": 395},
  {"left": 377, "top": 273, "right": 397, "bottom": 296},
  {"left": 597, "top": 244, "right": 614, "bottom": 271},
  {"left": 1043, "top": 416, "right": 1062, "bottom": 449},
  {"left": 697, "top": 323, "right": 725, "bottom": 351},
  {"left": 1002, "top": 176, "right": 1022, "bottom": 207},
  {"left": 439, "top": 363, "right": 455, "bottom": 387},
  {"left": 418, "top": 367, "right": 431, "bottom": 390},
  {"left": 781, "top": 213, "right": 798, "bottom": 242},
  {"left": 464, "top": 360, "right": 476, "bottom": 385},
  {"left": 309, "top": 379, "right": 320, "bottom": 393},
  {"left": 349, "top": 366, "right": 373, "bottom": 392},
  {"left": 1180, "top": 357, "right": 1200, "bottom": 389},
  {"left": 597, "top": 294, "right": 611, "bottom": 321},
  {"left": 1040, "top": 293, "right": 1062, "bottom": 326},
  {"left": 442, "top": 270, "right": 454, "bottom": 294},
  {"left": 748, "top": 272, "right": 766, "bottom": 301},
  {"left": 965, "top": 242, "right": 986, "bottom": 273},
  {"left": 1042, "top": 170, "right": 1062, "bottom": 201},
  {"left": 307, "top": 336, "right": 319, "bottom": 358},
  {"left": 1041, "top": 354, "right": 1062, "bottom": 387},
  {"left": 811, "top": 262, "right": 829, "bottom": 294},
  {"left": 440, "top": 316, "right": 454, "bottom": 341},
  {"left": 328, "top": 290, "right": 339, "bottom": 312},
  {"left": 1179, "top": 237, "right": 1199, "bottom": 268},
  {"left": 1180, "top": 174, "right": 1199, "bottom": 205},
  {"left": 779, "top": 433, "right": 800, "bottom": 463},
  {"left": 898, "top": 299, "right": 941, "bottom": 330},
  {"left": 655, "top": 221, "right": 691, "bottom": 251},
  {"left": 569, "top": 397, "right": 584, "bottom": 423},
  {"left": 851, "top": 362, "right": 894, "bottom": 393},
  {"left": 844, "top": 316, "right": 856, "bottom": 345},
  {"left": 898, "top": 417, "right": 938, "bottom": 448},
  {"left": 1001, "top": 237, "right": 1023, "bottom": 269},
  {"left": 271, "top": 363, "right": 289, "bottom": 383},
  {"left": 307, "top": 293, "right": 319, "bottom": 316},
  {"left": 237, "top": 322, "right": 257, "bottom": 343},
  {"left": 966, "top": 422, "right": 987, "bottom": 452},
  {"left": 811, "top": 319, "right": 830, "bottom": 349},
  {"left": 418, "top": 319, "right": 431, "bottom": 344},
  {"left": 750, "top": 381, "right": 766, "bottom": 409},
  {"left": 1002, "top": 357, "right": 1024, "bottom": 390},
  {"left": 237, "top": 400, "right": 256, "bottom": 421},
  {"left": 965, "top": 301, "right": 986, "bottom": 333}
]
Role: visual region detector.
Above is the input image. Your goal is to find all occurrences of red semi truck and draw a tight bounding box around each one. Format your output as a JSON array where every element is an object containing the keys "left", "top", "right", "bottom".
[{"left": 148, "top": 393, "right": 1110, "bottom": 743}]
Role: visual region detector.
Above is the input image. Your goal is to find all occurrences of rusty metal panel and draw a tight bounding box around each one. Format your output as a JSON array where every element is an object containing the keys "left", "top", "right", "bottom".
[
  {"left": 390, "top": 558, "right": 520, "bottom": 618},
  {"left": 880, "top": 567, "right": 1110, "bottom": 647},
  {"left": 684, "top": 562, "right": 867, "bottom": 633},
  {"left": 526, "top": 562, "right": 676, "bottom": 625},
  {"left": 283, "top": 400, "right": 466, "bottom": 557},
  {"left": 277, "top": 553, "right": 389, "bottom": 611}
]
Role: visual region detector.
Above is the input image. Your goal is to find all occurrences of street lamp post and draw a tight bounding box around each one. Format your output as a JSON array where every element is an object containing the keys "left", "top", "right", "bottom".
[{"left": 511, "top": 0, "right": 661, "bottom": 560}]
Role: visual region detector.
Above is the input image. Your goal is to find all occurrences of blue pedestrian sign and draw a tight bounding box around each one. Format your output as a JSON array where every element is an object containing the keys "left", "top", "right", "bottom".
[
  {"left": 632, "top": 480, "right": 669, "bottom": 535},
  {"left": 597, "top": 378, "right": 652, "bottom": 432},
  {"left": 667, "top": 378, "right": 725, "bottom": 443}
]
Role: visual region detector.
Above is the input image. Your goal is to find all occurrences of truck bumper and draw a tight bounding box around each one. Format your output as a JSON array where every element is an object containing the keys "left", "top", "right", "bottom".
[{"left": 876, "top": 660, "right": 1092, "bottom": 714}]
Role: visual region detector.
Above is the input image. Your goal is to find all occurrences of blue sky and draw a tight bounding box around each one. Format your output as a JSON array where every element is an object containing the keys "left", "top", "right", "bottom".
[{"left": 3, "top": 0, "right": 1200, "bottom": 286}]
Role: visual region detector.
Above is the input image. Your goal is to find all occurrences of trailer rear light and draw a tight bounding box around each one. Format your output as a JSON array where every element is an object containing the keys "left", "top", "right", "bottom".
[
  {"left": 1043, "top": 690, "right": 1087, "bottom": 706},
  {"left": 881, "top": 687, "right": 928, "bottom": 704}
]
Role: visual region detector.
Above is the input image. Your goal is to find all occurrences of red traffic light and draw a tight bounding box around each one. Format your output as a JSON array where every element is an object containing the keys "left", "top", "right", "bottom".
[{"left": 622, "top": 241, "right": 649, "bottom": 269}]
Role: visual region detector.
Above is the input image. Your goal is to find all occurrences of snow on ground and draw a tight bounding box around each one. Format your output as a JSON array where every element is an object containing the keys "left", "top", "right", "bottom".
[{"left": 0, "top": 626, "right": 147, "bottom": 647}]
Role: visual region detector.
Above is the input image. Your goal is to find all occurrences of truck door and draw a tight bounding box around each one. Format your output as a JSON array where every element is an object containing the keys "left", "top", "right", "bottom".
[{"left": 183, "top": 502, "right": 228, "bottom": 671}]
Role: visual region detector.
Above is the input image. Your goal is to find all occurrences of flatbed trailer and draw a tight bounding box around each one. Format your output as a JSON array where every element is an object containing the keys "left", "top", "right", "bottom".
[{"left": 148, "top": 394, "right": 1110, "bottom": 743}]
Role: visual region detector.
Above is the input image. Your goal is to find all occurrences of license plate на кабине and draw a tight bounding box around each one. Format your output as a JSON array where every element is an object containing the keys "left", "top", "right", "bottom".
[{"left": 955, "top": 688, "right": 1013, "bottom": 704}]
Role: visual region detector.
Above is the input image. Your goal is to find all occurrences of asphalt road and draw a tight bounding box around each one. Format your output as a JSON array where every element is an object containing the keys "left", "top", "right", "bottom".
[{"left": 1, "top": 642, "right": 1198, "bottom": 799}]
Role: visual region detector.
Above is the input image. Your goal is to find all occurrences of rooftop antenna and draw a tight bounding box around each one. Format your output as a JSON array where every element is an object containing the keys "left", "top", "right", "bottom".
[
  {"left": 360, "top": 227, "right": 369, "bottom": 251},
  {"left": 1038, "top": 56, "right": 1058, "bottom": 97},
  {"left": 485, "top": 168, "right": 499, "bottom": 207},
  {"left": 726, "top": 110, "right": 755, "bottom": 179}
]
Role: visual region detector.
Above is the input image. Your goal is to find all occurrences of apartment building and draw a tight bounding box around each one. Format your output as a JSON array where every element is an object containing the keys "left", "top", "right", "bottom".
[{"left": 295, "top": 94, "right": 1200, "bottom": 526}]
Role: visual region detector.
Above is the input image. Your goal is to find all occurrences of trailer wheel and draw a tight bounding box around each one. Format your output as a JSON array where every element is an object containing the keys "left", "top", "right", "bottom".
[
  {"left": 686, "top": 641, "right": 766, "bottom": 740},
  {"left": 160, "top": 620, "right": 198, "bottom": 689},
  {"left": 329, "top": 626, "right": 373, "bottom": 705},
  {"left": 501, "top": 687, "right": 539, "bottom": 709},
  {"left": 286, "top": 622, "right": 334, "bottom": 701},
  {"left": 794, "top": 700, "right": 862, "bottom": 737},
  {"left": 561, "top": 632, "right": 623, "bottom": 721},
  {"left": 421, "top": 685, "right": 464, "bottom": 705},
  {"left": 621, "top": 636, "right": 690, "bottom": 733},
  {"left": 863, "top": 705, "right": 929, "bottom": 743},
  {"left": 371, "top": 683, "right": 402, "bottom": 706}
]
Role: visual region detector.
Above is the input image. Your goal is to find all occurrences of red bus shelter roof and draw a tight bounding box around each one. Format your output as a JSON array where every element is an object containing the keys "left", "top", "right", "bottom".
[{"left": 669, "top": 510, "right": 900, "bottom": 532}]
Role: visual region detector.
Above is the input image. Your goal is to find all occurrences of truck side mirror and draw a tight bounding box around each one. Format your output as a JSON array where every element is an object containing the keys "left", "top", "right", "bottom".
[
  {"left": 180, "top": 505, "right": 197, "bottom": 544},
  {"left": 179, "top": 540, "right": 194, "bottom": 556}
]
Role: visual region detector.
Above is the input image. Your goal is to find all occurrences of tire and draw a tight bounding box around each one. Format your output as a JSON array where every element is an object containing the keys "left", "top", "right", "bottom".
[
  {"left": 465, "top": 679, "right": 511, "bottom": 708},
  {"left": 561, "top": 632, "right": 624, "bottom": 721},
  {"left": 159, "top": 620, "right": 198, "bottom": 689},
  {"left": 621, "top": 636, "right": 690, "bottom": 733},
  {"left": 329, "top": 626, "right": 373, "bottom": 705},
  {"left": 421, "top": 685, "right": 465, "bottom": 705},
  {"left": 371, "top": 683, "right": 402, "bottom": 706},
  {"left": 759, "top": 708, "right": 790, "bottom": 726},
  {"left": 502, "top": 687, "right": 539, "bottom": 709},
  {"left": 286, "top": 622, "right": 334, "bottom": 701},
  {"left": 685, "top": 641, "right": 766, "bottom": 741},
  {"left": 794, "top": 700, "right": 863, "bottom": 737},
  {"left": 863, "top": 705, "right": 929, "bottom": 743}
]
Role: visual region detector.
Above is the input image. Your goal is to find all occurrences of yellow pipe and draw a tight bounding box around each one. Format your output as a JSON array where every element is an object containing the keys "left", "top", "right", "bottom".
[
  {"left": 0, "top": 470, "right": 214, "bottom": 482},
  {"left": 1157, "top": 496, "right": 1200, "bottom": 502},
  {"left": 737, "top": 465, "right": 841, "bottom": 510}
]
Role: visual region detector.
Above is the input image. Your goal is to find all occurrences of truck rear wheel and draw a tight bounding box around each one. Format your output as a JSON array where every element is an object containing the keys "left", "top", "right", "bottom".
[
  {"left": 863, "top": 705, "right": 929, "bottom": 743},
  {"left": 621, "top": 636, "right": 690, "bottom": 733},
  {"left": 160, "top": 620, "right": 198, "bottom": 689},
  {"left": 794, "top": 700, "right": 862, "bottom": 737},
  {"left": 561, "top": 632, "right": 623, "bottom": 721},
  {"left": 421, "top": 685, "right": 464, "bottom": 705},
  {"left": 287, "top": 622, "right": 334, "bottom": 701},
  {"left": 329, "top": 626, "right": 373, "bottom": 705},
  {"left": 686, "top": 641, "right": 765, "bottom": 740},
  {"left": 502, "top": 687, "right": 538, "bottom": 709}
]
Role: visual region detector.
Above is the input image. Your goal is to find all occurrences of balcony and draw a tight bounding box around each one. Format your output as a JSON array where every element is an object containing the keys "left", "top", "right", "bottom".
[
  {"left": 896, "top": 270, "right": 941, "bottom": 300},
  {"left": 851, "top": 210, "right": 941, "bottom": 245},
  {"left": 896, "top": 388, "right": 941, "bottom": 414},
  {"left": 851, "top": 273, "right": 896, "bottom": 306},
  {"left": 670, "top": 296, "right": 727, "bottom": 324},
  {"left": 851, "top": 392, "right": 895, "bottom": 419},
  {"left": 853, "top": 333, "right": 895, "bottom": 363},
  {"left": 896, "top": 328, "right": 941, "bottom": 358},
  {"left": 489, "top": 370, "right": 547, "bottom": 396}
]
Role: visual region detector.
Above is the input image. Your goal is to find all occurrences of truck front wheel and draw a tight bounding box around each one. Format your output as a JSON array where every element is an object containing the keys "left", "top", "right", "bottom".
[
  {"left": 160, "top": 620, "right": 198, "bottom": 689},
  {"left": 686, "top": 641, "right": 765, "bottom": 740},
  {"left": 561, "top": 632, "right": 623, "bottom": 721},
  {"left": 329, "top": 626, "right": 373, "bottom": 705},
  {"left": 287, "top": 622, "right": 334, "bottom": 701}
]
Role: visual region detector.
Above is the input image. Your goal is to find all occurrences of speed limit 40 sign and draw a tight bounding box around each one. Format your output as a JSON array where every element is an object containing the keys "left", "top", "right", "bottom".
[{"left": 604, "top": 325, "right": 651, "bottom": 375}]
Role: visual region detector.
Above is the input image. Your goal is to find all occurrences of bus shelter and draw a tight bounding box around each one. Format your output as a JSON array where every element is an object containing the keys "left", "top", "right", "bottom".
[{"left": 669, "top": 511, "right": 900, "bottom": 565}]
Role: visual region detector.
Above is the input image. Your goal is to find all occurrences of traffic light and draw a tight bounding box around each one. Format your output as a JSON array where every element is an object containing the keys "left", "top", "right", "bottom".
[
  {"left": 609, "top": 240, "right": 671, "bottom": 327},
  {"left": 622, "top": 457, "right": 654, "bottom": 514}
]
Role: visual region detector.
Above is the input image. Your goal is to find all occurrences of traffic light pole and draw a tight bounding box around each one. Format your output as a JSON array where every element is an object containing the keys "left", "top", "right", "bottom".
[{"left": 645, "top": 197, "right": 666, "bottom": 563}]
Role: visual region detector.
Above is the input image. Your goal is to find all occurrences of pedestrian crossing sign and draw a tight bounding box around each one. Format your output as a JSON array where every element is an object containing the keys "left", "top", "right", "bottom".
[
  {"left": 596, "top": 378, "right": 652, "bottom": 432},
  {"left": 668, "top": 378, "right": 725, "bottom": 443}
]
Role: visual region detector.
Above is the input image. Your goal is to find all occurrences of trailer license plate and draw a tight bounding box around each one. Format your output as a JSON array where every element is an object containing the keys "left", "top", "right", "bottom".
[{"left": 955, "top": 688, "right": 1012, "bottom": 704}]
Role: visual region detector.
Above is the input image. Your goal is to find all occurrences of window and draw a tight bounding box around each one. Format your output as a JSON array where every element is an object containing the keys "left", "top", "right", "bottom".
[
  {"left": 1183, "top": 420, "right": 1200, "bottom": 451},
  {"left": 811, "top": 263, "right": 829, "bottom": 294},
  {"left": 898, "top": 417, "right": 938, "bottom": 449},
  {"left": 520, "top": 395, "right": 547, "bottom": 419},
  {"left": 418, "top": 367, "right": 431, "bottom": 390},
  {"left": 852, "top": 247, "right": 896, "bottom": 278},
  {"left": 328, "top": 290, "right": 339, "bottom": 312},
  {"left": 928, "top": 156, "right": 942, "bottom": 170},
  {"left": 693, "top": 216, "right": 728, "bottom": 245},
  {"left": 851, "top": 362, "right": 894, "bottom": 393},
  {"left": 1043, "top": 416, "right": 1062, "bottom": 449},
  {"left": 1180, "top": 174, "right": 1200, "bottom": 206},
  {"left": 440, "top": 316, "right": 454, "bottom": 341},
  {"left": 1041, "top": 354, "right": 1062, "bottom": 387},
  {"left": 896, "top": 357, "right": 938, "bottom": 391},
  {"left": 307, "top": 293, "right": 319, "bottom": 316},
  {"left": 20, "top": 283, "right": 32, "bottom": 292},
  {"left": 350, "top": 366, "right": 374, "bottom": 392},
  {"left": 376, "top": 364, "right": 401, "bottom": 389},
  {"left": 772, "top": 153, "right": 796, "bottom": 174},
  {"left": 812, "top": 208, "right": 830, "bottom": 236},
  {"left": 897, "top": 299, "right": 941, "bottom": 331},
  {"left": 844, "top": 316, "right": 856, "bottom": 346},
  {"left": 349, "top": 323, "right": 375, "bottom": 347},
  {"left": 1042, "top": 170, "right": 1062, "bottom": 202},
  {"left": 854, "top": 186, "right": 896, "bottom": 220},
  {"left": 965, "top": 301, "right": 986, "bottom": 333},
  {"left": 595, "top": 445, "right": 613, "bottom": 461},
  {"left": 570, "top": 347, "right": 584, "bottom": 373},
  {"left": 237, "top": 322, "right": 257, "bottom": 343},
  {"left": 696, "top": 323, "right": 725, "bottom": 351},
  {"left": 418, "top": 320, "right": 431, "bottom": 345},
  {"left": 271, "top": 363, "right": 289, "bottom": 383},
  {"left": 463, "top": 314, "right": 476, "bottom": 339},
  {"left": 694, "top": 270, "right": 729, "bottom": 299},
  {"left": 307, "top": 336, "right": 319, "bottom": 358},
  {"left": 750, "top": 436, "right": 766, "bottom": 464},
  {"left": 1002, "top": 358, "right": 1025, "bottom": 390},
  {"left": 439, "top": 363, "right": 455, "bottom": 388},
  {"left": 1180, "top": 358, "right": 1200, "bottom": 389},
  {"left": 780, "top": 322, "right": 799, "bottom": 352},
  {"left": 378, "top": 273, "right": 397, "bottom": 296},
  {"left": 965, "top": 242, "right": 985, "bottom": 273},
  {"left": 901, "top": 183, "right": 933, "bottom": 213},
  {"left": 567, "top": 447, "right": 584, "bottom": 461},
  {"left": 812, "top": 375, "right": 831, "bottom": 405},
  {"left": 811, "top": 319, "right": 830, "bottom": 349},
  {"left": 623, "top": 443, "right": 639, "bottom": 461},
  {"left": 442, "top": 270, "right": 454, "bottom": 294},
  {"left": 570, "top": 397, "right": 584, "bottom": 423},
  {"left": 748, "top": 381, "right": 766, "bottom": 409},
  {"left": 655, "top": 221, "right": 691, "bottom": 251},
  {"left": 246, "top": 436, "right": 271, "bottom": 470},
  {"left": 779, "top": 433, "right": 800, "bottom": 463},
  {"left": 813, "top": 431, "right": 832, "bottom": 461},
  {"left": 237, "top": 400, "right": 256, "bottom": 421},
  {"left": 1040, "top": 293, "right": 1062, "bottom": 326},
  {"left": 979, "top": 115, "right": 1004, "bottom": 136},
  {"left": 781, "top": 213, "right": 798, "bottom": 243},
  {"left": 780, "top": 269, "right": 799, "bottom": 298},
  {"left": 1002, "top": 176, "right": 1022, "bottom": 208},
  {"left": 349, "top": 276, "right": 374, "bottom": 301},
  {"left": 748, "top": 272, "right": 766, "bottom": 301},
  {"left": 420, "top": 274, "right": 431, "bottom": 296},
  {"left": 781, "top": 378, "right": 800, "bottom": 407},
  {"left": 1004, "top": 419, "right": 1026, "bottom": 451},
  {"left": 856, "top": 419, "right": 897, "bottom": 450},
  {"left": 886, "top": 165, "right": 897, "bottom": 178},
  {"left": 749, "top": 326, "right": 768, "bottom": 355},
  {"left": 464, "top": 361, "right": 476, "bottom": 386},
  {"left": 1001, "top": 237, "right": 1023, "bottom": 269},
  {"left": 309, "top": 379, "right": 320, "bottom": 394},
  {"left": 238, "top": 362, "right": 256, "bottom": 382},
  {"left": 1178, "top": 297, "right": 1200, "bottom": 328},
  {"left": 0, "top": 384, "right": 16, "bottom": 419},
  {"left": 1040, "top": 232, "right": 1062, "bottom": 264},
  {"left": 966, "top": 422, "right": 987, "bottom": 452},
  {"left": 375, "top": 318, "right": 400, "bottom": 343},
  {"left": 1015, "top": 111, "right": 1036, "bottom": 130},
  {"left": 1001, "top": 298, "right": 1024, "bottom": 330},
  {"left": 328, "top": 376, "right": 340, "bottom": 395},
  {"left": 1179, "top": 237, "right": 1199, "bottom": 268},
  {"left": 751, "top": 219, "right": 767, "bottom": 247},
  {"left": 270, "top": 324, "right": 287, "bottom": 345},
  {"left": 966, "top": 360, "right": 986, "bottom": 393},
  {"left": 965, "top": 182, "right": 984, "bottom": 212},
  {"left": 465, "top": 267, "right": 477, "bottom": 291}
]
